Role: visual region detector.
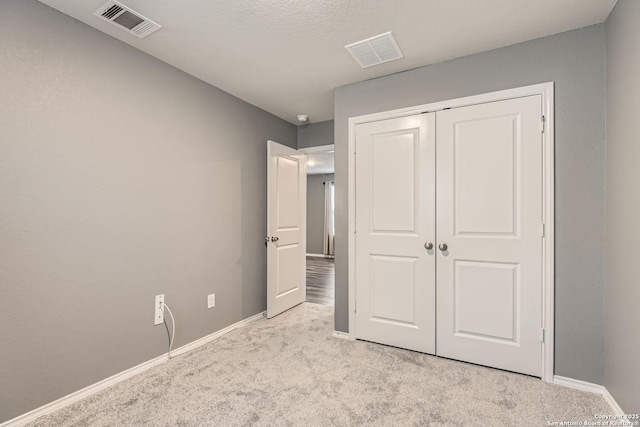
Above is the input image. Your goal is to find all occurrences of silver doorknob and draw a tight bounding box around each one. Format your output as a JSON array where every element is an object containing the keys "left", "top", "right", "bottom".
[
  {"left": 271, "top": 236, "right": 279, "bottom": 242},
  {"left": 438, "top": 243, "right": 448, "bottom": 251},
  {"left": 424, "top": 242, "right": 433, "bottom": 250}
]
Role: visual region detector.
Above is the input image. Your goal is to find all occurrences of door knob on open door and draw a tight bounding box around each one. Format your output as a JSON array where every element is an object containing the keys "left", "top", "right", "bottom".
[
  {"left": 424, "top": 242, "right": 433, "bottom": 250},
  {"left": 438, "top": 243, "right": 448, "bottom": 251}
]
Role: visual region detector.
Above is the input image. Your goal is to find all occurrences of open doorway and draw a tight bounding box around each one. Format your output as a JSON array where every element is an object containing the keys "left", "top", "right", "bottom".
[{"left": 300, "top": 145, "right": 335, "bottom": 307}]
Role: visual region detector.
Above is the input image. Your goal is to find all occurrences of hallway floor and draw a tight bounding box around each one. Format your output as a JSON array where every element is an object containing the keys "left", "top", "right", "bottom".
[{"left": 306, "top": 256, "right": 334, "bottom": 306}]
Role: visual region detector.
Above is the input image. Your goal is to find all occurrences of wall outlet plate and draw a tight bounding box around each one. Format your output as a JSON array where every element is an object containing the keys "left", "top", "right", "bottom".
[
  {"left": 154, "top": 294, "right": 165, "bottom": 325},
  {"left": 207, "top": 293, "right": 215, "bottom": 309}
]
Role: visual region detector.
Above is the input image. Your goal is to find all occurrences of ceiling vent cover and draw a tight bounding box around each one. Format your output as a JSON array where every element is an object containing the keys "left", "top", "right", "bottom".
[
  {"left": 94, "top": 1, "right": 161, "bottom": 39},
  {"left": 345, "top": 31, "right": 404, "bottom": 69}
]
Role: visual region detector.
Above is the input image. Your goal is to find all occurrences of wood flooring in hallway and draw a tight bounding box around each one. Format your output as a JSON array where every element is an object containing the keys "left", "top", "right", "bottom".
[{"left": 306, "top": 256, "right": 334, "bottom": 307}]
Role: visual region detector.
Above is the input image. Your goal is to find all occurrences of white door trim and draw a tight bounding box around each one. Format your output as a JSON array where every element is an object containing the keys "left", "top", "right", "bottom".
[{"left": 347, "top": 82, "right": 555, "bottom": 382}]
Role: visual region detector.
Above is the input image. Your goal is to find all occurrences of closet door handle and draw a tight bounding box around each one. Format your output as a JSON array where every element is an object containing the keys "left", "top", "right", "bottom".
[
  {"left": 424, "top": 242, "right": 433, "bottom": 250},
  {"left": 438, "top": 243, "right": 448, "bottom": 251}
]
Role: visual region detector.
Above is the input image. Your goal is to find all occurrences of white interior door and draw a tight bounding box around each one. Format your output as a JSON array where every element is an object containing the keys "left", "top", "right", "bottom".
[
  {"left": 267, "top": 140, "right": 306, "bottom": 318},
  {"left": 436, "top": 95, "right": 543, "bottom": 376},
  {"left": 354, "top": 114, "right": 436, "bottom": 354}
]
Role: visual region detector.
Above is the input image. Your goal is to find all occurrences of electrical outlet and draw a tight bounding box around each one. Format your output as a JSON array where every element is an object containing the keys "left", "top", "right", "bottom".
[
  {"left": 207, "top": 293, "right": 215, "bottom": 309},
  {"left": 154, "top": 294, "right": 165, "bottom": 325}
]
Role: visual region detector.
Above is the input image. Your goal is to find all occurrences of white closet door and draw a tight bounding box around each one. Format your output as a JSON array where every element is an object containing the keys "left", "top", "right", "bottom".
[
  {"left": 355, "top": 113, "right": 436, "bottom": 354},
  {"left": 436, "top": 95, "right": 543, "bottom": 376}
]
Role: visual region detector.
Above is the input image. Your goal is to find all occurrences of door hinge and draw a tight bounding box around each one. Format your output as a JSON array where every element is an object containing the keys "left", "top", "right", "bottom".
[
  {"left": 541, "top": 115, "right": 546, "bottom": 133},
  {"left": 541, "top": 328, "right": 545, "bottom": 343},
  {"left": 354, "top": 300, "right": 357, "bottom": 313},
  {"left": 540, "top": 223, "right": 546, "bottom": 238}
]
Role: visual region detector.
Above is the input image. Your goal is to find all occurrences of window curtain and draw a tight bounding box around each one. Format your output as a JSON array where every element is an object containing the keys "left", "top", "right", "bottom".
[{"left": 323, "top": 181, "right": 335, "bottom": 256}]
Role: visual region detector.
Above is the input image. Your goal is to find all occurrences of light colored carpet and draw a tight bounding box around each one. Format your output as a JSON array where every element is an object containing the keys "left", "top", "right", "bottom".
[{"left": 28, "top": 303, "right": 610, "bottom": 426}]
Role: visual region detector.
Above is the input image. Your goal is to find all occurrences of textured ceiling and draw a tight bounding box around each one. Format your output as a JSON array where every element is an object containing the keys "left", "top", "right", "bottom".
[{"left": 38, "top": 0, "right": 617, "bottom": 124}]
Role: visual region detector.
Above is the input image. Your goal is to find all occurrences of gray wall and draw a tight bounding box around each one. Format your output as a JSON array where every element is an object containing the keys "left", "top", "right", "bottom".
[
  {"left": 604, "top": 0, "right": 640, "bottom": 413},
  {"left": 297, "top": 120, "right": 334, "bottom": 149},
  {"left": 306, "top": 174, "right": 334, "bottom": 255},
  {"left": 334, "top": 25, "right": 606, "bottom": 384},
  {"left": 0, "top": 0, "right": 296, "bottom": 422}
]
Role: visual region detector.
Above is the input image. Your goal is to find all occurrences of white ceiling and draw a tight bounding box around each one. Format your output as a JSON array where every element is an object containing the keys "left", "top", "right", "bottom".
[
  {"left": 39, "top": 0, "right": 617, "bottom": 124},
  {"left": 306, "top": 151, "right": 335, "bottom": 175}
]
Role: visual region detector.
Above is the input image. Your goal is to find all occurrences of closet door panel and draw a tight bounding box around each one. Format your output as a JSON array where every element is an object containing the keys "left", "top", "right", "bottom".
[
  {"left": 354, "top": 113, "right": 436, "bottom": 354},
  {"left": 436, "top": 95, "right": 543, "bottom": 377}
]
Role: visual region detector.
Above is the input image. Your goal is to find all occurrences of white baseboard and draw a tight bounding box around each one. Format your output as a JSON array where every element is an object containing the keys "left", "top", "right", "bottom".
[
  {"left": 332, "top": 330, "right": 352, "bottom": 340},
  {"left": 553, "top": 375, "right": 604, "bottom": 394},
  {"left": 1, "top": 311, "right": 266, "bottom": 427},
  {"left": 553, "top": 376, "right": 626, "bottom": 415}
]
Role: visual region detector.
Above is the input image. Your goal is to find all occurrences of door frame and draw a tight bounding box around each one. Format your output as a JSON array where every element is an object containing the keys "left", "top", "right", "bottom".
[
  {"left": 299, "top": 144, "right": 335, "bottom": 259},
  {"left": 347, "top": 82, "right": 555, "bottom": 382}
]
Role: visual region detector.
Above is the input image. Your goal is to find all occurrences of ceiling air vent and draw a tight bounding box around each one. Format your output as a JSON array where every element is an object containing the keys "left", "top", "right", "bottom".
[
  {"left": 345, "top": 31, "right": 404, "bottom": 69},
  {"left": 94, "top": 1, "right": 161, "bottom": 39}
]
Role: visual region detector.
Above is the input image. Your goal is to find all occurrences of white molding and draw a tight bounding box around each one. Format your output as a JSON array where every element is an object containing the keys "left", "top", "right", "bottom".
[
  {"left": 553, "top": 375, "right": 604, "bottom": 394},
  {"left": 347, "top": 112, "right": 357, "bottom": 341},
  {"left": 541, "top": 82, "right": 555, "bottom": 384},
  {"left": 348, "top": 84, "right": 555, "bottom": 126},
  {"left": 0, "top": 311, "right": 266, "bottom": 427},
  {"left": 299, "top": 144, "right": 335, "bottom": 154},
  {"left": 2, "top": 358, "right": 168, "bottom": 427},
  {"left": 602, "top": 388, "right": 626, "bottom": 416},
  {"left": 553, "top": 376, "right": 626, "bottom": 416},
  {"left": 332, "top": 330, "right": 353, "bottom": 340},
  {"left": 347, "top": 82, "right": 556, "bottom": 380}
]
